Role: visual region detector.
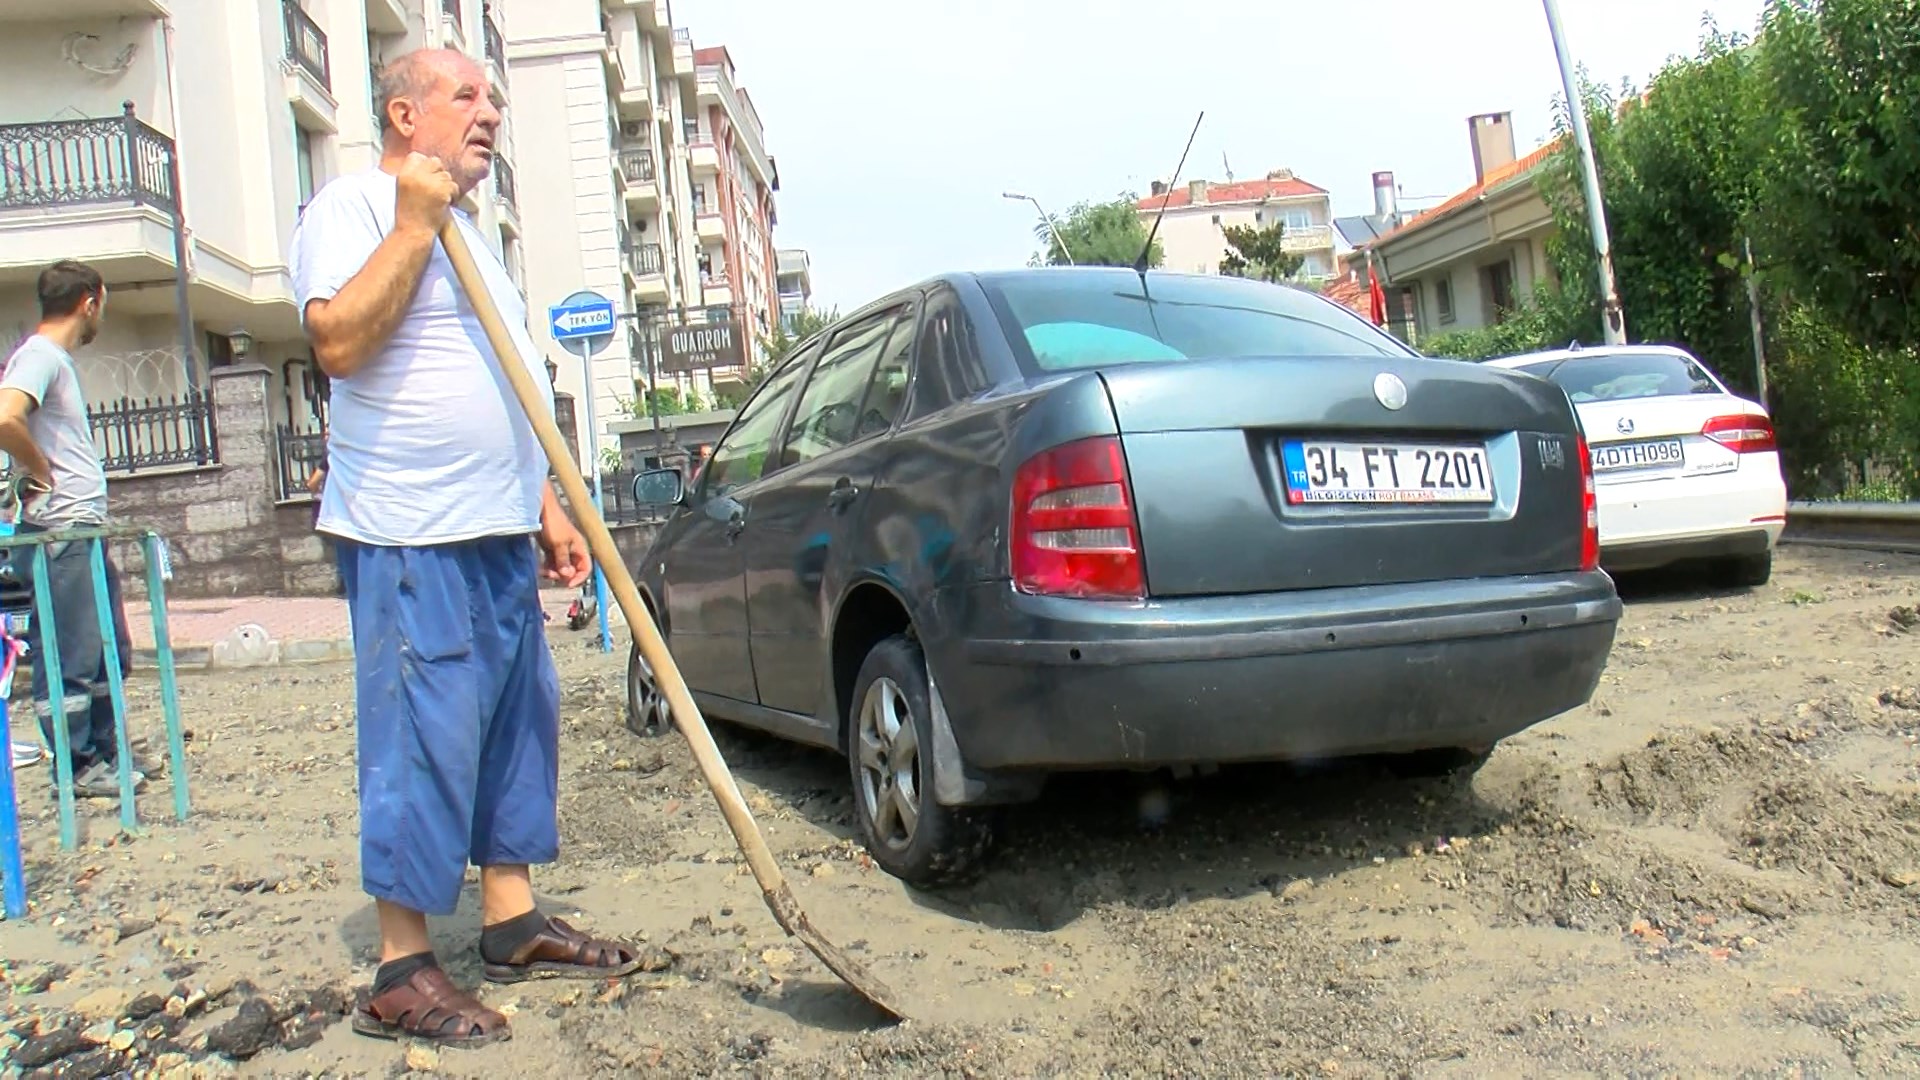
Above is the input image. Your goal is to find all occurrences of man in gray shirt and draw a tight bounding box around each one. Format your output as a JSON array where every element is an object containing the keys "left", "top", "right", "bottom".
[{"left": 0, "top": 260, "right": 157, "bottom": 797}]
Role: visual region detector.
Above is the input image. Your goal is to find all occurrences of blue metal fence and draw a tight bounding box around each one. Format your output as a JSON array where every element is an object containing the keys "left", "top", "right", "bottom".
[{"left": 0, "top": 527, "right": 189, "bottom": 919}]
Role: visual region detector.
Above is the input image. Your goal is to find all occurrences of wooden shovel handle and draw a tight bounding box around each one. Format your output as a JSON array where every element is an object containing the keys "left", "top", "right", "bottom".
[{"left": 435, "top": 221, "right": 798, "bottom": 926}]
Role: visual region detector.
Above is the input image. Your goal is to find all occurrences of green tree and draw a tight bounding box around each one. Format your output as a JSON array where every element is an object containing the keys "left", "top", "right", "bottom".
[
  {"left": 1755, "top": 0, "right": 1920, "bottom": 351},
  {"left": 1033, "top": 195, "right": 1163, "bottom": 268},
  {"left": 1218, "top": 222, "right": 1305, "bottom": 283}
]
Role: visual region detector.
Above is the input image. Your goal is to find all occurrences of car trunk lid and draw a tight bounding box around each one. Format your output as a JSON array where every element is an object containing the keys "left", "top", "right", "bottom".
[{"left": 1096, "top": 355, "right": 1588, "bottom": 597}]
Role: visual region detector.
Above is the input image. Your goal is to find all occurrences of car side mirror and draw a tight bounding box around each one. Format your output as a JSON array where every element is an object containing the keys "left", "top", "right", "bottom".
[{"left": 633, "top": 467, "right": 686, "bottom": 508}]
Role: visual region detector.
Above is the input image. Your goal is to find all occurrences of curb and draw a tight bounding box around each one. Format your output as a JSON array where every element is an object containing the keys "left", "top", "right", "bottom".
[{"left": 128, "top": 637, "right": 355, "bottom": 672}]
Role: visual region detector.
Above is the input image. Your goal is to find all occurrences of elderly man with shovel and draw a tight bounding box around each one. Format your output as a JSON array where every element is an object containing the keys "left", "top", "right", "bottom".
[{"left": 289, "top": 47, "right": 646, "bottom": 1048}]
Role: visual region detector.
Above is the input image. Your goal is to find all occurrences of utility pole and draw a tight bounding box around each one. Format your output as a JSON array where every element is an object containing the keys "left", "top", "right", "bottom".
[
  {"left": 1744, "top": 236, "right": 1769, "bottom": 407},
  {"left": 1542, "top": 0, "right": 1626, "bottom": 345}
]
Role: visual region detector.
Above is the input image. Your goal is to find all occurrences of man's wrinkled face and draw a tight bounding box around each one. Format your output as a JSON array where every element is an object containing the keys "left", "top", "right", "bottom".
[{"left": 397, "top": 55, "right": 503, "bottom": 192}]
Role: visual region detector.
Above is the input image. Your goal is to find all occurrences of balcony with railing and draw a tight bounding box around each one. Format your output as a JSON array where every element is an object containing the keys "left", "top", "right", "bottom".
[
  {"left": 281, "top": 0, "right": 330, "bottom": 90},
  {"left": 619, "top": 146, "right": 655, "bottom": 183},
  {"left": 482, "top": 8, "right": 506, "bottom": 76},
  {"left": 1279, "top": 224, "right": 1336, "bottom": 252},
  {"left": 0, "top": 108, "right": 178, "bottom": 216},
  {"left": 628, "top": 241, "right": 664, "bottom": 277}
]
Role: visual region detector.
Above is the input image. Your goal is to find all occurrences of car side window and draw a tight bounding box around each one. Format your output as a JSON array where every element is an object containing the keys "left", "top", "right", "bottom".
[
  {"left": 701, "top": 345, "right": 812, "bottom": 499},
  {"left": 909, "top": 287, "right": 986, "bottom": 417},
  {"left": 853, "top": 313, "right": 915, "bottom": 439},
  {"left": 778, "top": 306, "right": 915, "bottom": 468}
]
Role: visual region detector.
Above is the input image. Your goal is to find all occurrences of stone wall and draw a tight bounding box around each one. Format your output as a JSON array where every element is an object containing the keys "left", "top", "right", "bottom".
[{"left": 107, "top": 365, "right": 338, "bottom": 601}]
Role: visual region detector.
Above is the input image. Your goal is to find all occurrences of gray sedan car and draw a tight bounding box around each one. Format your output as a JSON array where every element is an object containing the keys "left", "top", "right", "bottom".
[{"left": 626, "top": 268, "right": 1621, "bottom": 885}]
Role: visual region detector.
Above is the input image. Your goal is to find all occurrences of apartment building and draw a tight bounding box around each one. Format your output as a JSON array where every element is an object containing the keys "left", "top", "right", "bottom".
[
  {"left": 506, "top": 5, "right": 781, "bottom": 465},
  {"left": 0, "top": 0, "right": 523, "bottom": 484},
  {"left": 1135, "top": 169, "right": 1339, "bottom": 281},
  {"left": 688, "top": 46, "right": 779, "bottom": 356},
  {"left": 776, "top": 247, "right": 811, "bottom": 330}
]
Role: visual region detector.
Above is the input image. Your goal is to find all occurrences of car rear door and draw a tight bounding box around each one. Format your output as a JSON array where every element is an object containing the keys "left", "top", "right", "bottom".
[
  {"left": 743, "top": 298, "right": 921, "bottom": 719},
  {"left": 658, "top": 348, "right": 810, "bottom": 704}
]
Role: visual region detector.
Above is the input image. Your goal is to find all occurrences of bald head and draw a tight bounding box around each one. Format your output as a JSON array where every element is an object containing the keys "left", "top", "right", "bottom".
[{"left": 373, "top": 48, "right": 502, "bottom": 194}]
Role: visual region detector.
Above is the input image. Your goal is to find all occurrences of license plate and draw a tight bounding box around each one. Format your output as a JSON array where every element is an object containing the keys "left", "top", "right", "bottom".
[
  {"left": 1282, "top": 439, "right": 1494, "bottom": 504},
  {"left": 1591, "top": 438, "right": 1683, "bottom": 472}
]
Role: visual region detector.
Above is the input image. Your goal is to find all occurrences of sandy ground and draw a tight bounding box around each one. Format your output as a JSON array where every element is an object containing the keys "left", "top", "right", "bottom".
[{"left": 2, "top": 544, "right": 1918, "bottom": 1078}]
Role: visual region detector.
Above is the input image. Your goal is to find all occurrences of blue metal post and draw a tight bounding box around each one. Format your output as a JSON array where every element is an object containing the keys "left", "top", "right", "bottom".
[
  {"left": 88, "top": 539, "right": 137, "bottom": 833},
  {"left": 143, "top": 533, "right": 189, "bottom": 821},
  {"left": 29, "top": 543, "right": 75, "bottom": 850},
  {"left": 0, "top": 644, "right": 27, "bottom": 919}
]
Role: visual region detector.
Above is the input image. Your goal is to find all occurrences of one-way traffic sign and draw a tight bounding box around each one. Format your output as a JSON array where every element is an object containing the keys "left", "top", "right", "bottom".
[{"left": 549, "top": 294, "right": 616, "bottom": 344}]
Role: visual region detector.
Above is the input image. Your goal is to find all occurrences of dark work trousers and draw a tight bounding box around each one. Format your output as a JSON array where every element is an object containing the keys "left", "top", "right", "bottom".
[{"left": 11, "top": 523, "right": 133, "bottom": 772}]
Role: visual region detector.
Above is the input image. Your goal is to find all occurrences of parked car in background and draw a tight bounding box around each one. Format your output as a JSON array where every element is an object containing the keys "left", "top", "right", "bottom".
[
  {"left": 625, "top": 268, "right": 1622, "bottom": 886},
  {"left": 1485, "top": 344, "right": 1787, "bottom": 586}
]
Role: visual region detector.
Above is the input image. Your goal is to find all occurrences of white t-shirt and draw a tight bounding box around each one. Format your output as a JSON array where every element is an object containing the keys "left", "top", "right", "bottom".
[{"left": 289, "top": 167, "right": 555, "bottom": 547}]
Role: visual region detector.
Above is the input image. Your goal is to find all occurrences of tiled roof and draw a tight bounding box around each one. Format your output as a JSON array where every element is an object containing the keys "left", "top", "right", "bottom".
[
  {"left": 1319, "top": 274, "right": 1371, "bottom": 316},
  {"left": 1136, "top": 176, "right": 1328, "bottom": 211},
  {"left": 1361, "top": 140, "right": 1561, "bottom": 250}
]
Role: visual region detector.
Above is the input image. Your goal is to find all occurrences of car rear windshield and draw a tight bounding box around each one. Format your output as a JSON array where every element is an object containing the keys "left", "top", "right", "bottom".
[
  {"left": 979, "top": 272, "right": 1414, "bottom": 373},
  {"left": 1514, "top": 352, "right": 1723, "bottom": 402}
]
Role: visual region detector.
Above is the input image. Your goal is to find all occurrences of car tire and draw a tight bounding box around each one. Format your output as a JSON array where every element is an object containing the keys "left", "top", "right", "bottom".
[
  {"left": 1384, "top": 745, "right": 1492, "bottom": 780},
  {"left": 1719, "top": 551, "right": 1772, "bottom": 589},
  {"left": 625, "top": 639, "right": 672, "bottom": 738},
  {"left": 847, "top": 634, "right": 994, "bottom": 887}
]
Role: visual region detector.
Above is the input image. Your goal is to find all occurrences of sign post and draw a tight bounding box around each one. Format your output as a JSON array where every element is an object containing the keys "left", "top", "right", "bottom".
[{"left": 547, "top": 290, "right": 618, "bottom": 654}]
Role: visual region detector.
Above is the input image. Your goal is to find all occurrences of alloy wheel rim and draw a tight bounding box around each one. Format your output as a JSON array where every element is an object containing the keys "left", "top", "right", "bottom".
[
  {"left": 856, "top": 676, "right": 920, "bottom": 851},
  {"left": 628, "top": 645, "right": 669, "bottom": 733}
]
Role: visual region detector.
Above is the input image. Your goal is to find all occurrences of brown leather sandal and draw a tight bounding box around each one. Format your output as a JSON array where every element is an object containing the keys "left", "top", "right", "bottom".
[
  {"left": 482, "top": 915, "right": 645, "bottom": 984},
  {"left": 351, "top": 966, "right": 511, "bottom": 1047}
]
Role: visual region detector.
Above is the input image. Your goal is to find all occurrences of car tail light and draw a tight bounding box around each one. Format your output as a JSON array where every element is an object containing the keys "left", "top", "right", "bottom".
[
  {"left": 1703, "top": 413, "right": 1776, "bottom": 453},
  {"left": 1011, "top": 436, "right": 1146, "bottom": 600},
  {"left": 1576, "top": 431, "right": 1599, "bottom": 572}
]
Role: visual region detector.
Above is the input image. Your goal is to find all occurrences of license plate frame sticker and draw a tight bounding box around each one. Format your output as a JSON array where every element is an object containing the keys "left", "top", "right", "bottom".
[
  {"left": 1590, "top": 438, "right": 1684, "bottom": 473},
  {"left": 1281, "top": 439, "right": 1495, "bottom": 504}
]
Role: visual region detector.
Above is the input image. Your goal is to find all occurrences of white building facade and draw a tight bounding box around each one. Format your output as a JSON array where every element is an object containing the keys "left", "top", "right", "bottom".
[{"left": 0, "top": 0, "right": 524, "bottom": 478}]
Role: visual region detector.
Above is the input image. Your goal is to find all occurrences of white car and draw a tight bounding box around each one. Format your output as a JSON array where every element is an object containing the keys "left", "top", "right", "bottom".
[{"left": 1486, "top": 344, "right": 1787, "bottom": 586}]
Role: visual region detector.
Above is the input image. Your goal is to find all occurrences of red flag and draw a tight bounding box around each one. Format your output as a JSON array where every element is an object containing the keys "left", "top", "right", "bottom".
[{"left": 1367, "top": 257, "right": 1388, "bottom": 326}]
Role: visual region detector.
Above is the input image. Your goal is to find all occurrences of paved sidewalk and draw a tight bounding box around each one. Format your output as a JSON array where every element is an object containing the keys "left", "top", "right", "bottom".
[{"left": 115, "top": 587, "right": 622, "bottom": 669}]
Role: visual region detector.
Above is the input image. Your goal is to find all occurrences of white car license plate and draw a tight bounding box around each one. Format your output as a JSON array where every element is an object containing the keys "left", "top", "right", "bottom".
[
  {"left": 1591, "top": 438, "right": 1683, "bottom": 472},
  {"left": 1282, "top": 440, "right": 1494, "bottom": 504}
]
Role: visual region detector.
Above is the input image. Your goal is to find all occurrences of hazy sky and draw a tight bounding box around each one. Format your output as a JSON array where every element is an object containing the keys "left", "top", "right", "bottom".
[{"left": 674, "top": 0, "right": 1770, "bottom": 312}]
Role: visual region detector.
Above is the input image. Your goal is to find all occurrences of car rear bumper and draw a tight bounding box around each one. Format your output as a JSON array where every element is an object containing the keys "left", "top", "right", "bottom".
[
  {"left": 1595, "top": 456, "right": 1786, "bottom": 570},
  {"left": 927, "top": 572, "right": 1621, "bottom": 772}
]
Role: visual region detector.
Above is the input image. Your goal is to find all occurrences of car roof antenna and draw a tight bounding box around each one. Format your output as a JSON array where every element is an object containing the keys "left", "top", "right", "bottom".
[{"left": 1136, "top": 110, "right": 1205, "bottom": 275}]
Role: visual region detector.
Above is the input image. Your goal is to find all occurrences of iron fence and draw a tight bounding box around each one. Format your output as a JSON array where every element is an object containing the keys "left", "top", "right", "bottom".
[
  {"left": 273, "top": 425, "right": 327, "bottom": 502},
  {"left": 283, "top": 0, "right": 331, "bottom": 89},
  {"left": 88, "top": 392, "right": 218, "bottom": 474},
  {"left": 0, "top": 109, "right": 178, "bottom": 213}
]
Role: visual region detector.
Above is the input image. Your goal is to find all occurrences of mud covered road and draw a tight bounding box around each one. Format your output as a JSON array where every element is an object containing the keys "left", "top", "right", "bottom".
[{"left": 3, "top": 544, "right": 1918, "bottom": 1077}]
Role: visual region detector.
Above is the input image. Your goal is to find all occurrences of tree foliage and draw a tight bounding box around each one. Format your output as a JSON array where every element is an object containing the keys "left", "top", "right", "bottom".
[
  {"left": 1422, "top": 1, "right": 1920, "bottom": 497},
  {"left": 1218, "top": 222, "right": 1305, "bottom": 283},
  {"left": 1033, "top": 195, "right": 1163, "bottom": 268}
]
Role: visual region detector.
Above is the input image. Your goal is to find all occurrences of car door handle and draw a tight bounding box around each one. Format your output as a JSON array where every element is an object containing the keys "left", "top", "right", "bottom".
[
  {"left": 724, "top": 512, "right": 746, "bottom": 542},
  {"left": 827, "top": 478, "right": 860, "bottom": 512}
]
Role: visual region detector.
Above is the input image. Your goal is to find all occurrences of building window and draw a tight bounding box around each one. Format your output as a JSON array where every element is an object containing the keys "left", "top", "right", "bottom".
[
  {"left": 1434, "top": 277, "right": 1455, "bottom": 324},
  {"left": 1483, "top": 259, "right": 1515, "bottom": 322},
  {"left": 1285, "top": 208, "right": 1312, "bottom": 232},
  {"left": 295, "top": 127, "right": 317, "bottom": 206}
]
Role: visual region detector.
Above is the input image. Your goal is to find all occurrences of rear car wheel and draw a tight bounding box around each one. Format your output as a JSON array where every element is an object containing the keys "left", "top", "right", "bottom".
[
  {"left": 626, "top": 640, "right": 671, "bottom": 738},
  {"left": 848, "top": 635, "right": 994, "bottom": 887},
  {"left": 1718, "top": 551, "right": 1772, "bottom": 589}
]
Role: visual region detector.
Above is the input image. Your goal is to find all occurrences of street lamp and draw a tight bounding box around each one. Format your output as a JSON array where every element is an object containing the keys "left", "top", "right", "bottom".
[
  {"left": 226, "top": 328, "right": 253, "bottom": 363},
  {"left": 1541, "top": 0, "right": 1626, "bottom": 345},
  {"left": 1003, "top": 191, "right": 1074, "bottom": 266}
]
